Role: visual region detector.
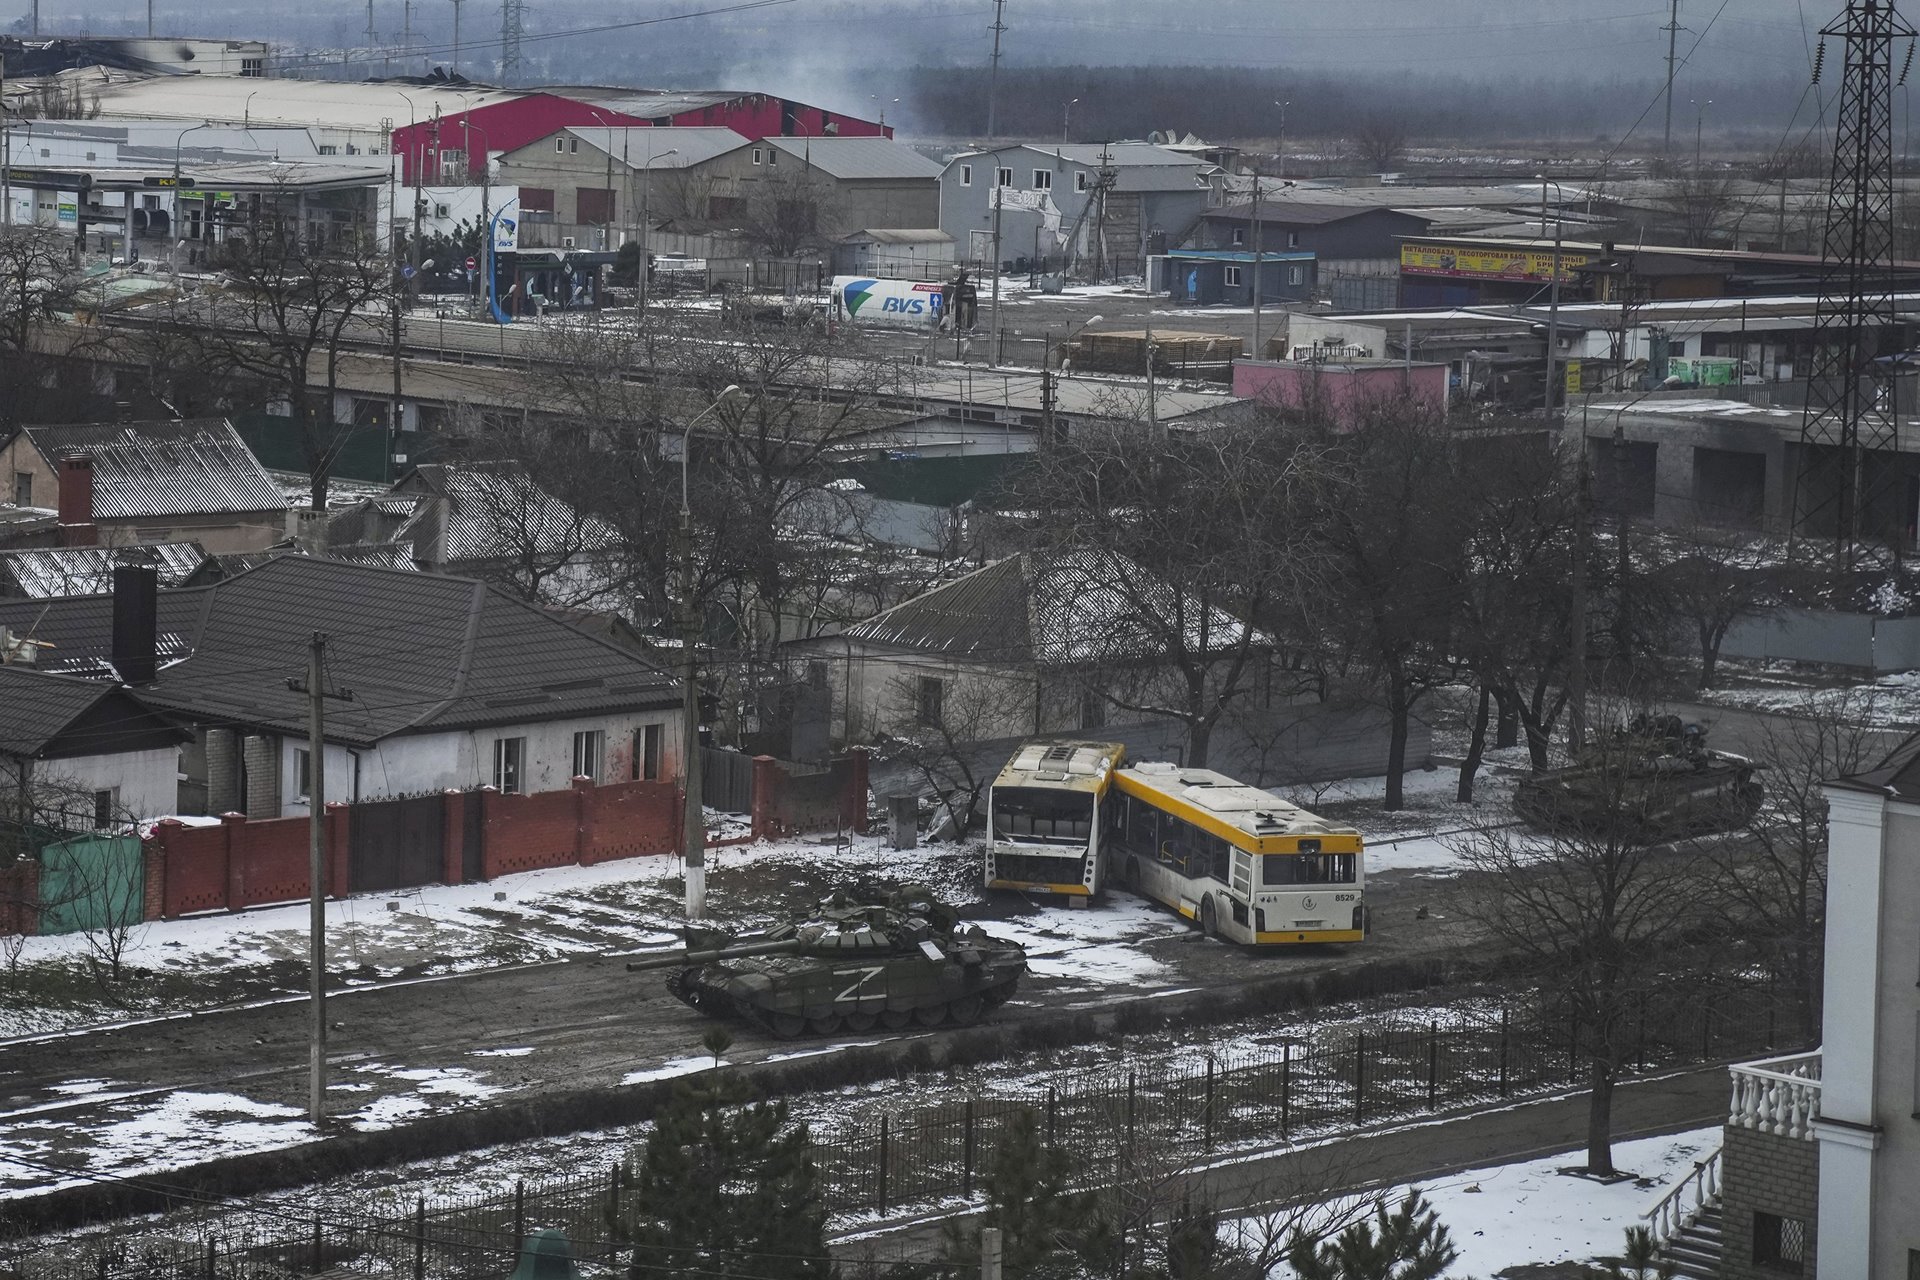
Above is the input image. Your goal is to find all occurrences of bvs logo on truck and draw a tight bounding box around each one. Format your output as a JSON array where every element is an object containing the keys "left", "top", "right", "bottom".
[{"left": 839, "top": 277, "right": 945, "bottom": 321}]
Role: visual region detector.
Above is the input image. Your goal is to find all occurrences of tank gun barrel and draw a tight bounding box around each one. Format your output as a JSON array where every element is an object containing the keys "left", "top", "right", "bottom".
[{"left": 625, "top": 938, "right": 803, "bottom": 971}]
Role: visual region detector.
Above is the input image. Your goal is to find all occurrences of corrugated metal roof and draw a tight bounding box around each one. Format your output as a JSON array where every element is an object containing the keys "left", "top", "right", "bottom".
[
  {"left": 0, "top": 665, "right": 117, "bottom": 758},
  {"left": 571, "top": 89, "right": 746, "bottom": 118},
  {"left": 21, "top": 420, "right": 287, "bottom": 519},
  {"left": 51, "top": 69, "right": 526, "bottom": 132},
  {"left": 842, "top": 228, "right": 954, "bottom": 245},
  {"left": 560, "top": 126, "right": 746, "bottom": 169},
  {"left": 395, "top": 464, "right": 616, "bottom": 565},
  {"left": 834, "top": 550, "right": 1257, "bottom": 668},
  {"left": 0, "top": 542, "right": 206, "bottom": 598},
  {"left": 764, "top": 137, "right": 943, "bottom": 181},
  {"left": 0, "top": 556, "right": 679, "bottom": 746}
]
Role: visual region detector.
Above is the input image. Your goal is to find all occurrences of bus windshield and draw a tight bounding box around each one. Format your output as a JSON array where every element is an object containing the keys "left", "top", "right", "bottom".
[
  {"left": 992, "top": 788, "right": 1095, "bottom": 845},
  {"left": 1261, "top": 852, "right": 1358, "bottom": 886}
]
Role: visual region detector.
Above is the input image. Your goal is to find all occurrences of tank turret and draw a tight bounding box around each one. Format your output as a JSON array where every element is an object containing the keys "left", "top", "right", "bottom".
[{"left": 625, "top": 885, "right": 1028, "bottom": 1039}]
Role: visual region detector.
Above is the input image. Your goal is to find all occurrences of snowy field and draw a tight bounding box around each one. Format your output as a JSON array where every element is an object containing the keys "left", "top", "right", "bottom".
[
  {"left": 1703, "top": 669, "right": 1920, "bottom": 728},
  {"left": 1235, "top": 1126, "right": 1719, "bottom": 1278}
]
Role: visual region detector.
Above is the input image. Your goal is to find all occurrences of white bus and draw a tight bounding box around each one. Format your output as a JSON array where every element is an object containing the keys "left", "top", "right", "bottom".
[
  {"left": 984, "top": 740, "right": 1127, "bottom": 899},
  {"left": 1111, "top": 761, "right": 1366, "bottom": 945}
]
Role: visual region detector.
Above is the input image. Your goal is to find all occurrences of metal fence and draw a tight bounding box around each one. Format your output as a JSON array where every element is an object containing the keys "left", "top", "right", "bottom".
[{"left": 8, "top": 974, "right": 1811, "bottom": 1280}]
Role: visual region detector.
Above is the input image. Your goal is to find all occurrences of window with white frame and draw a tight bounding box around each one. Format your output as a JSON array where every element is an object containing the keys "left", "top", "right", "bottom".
[
  {"left": 295, "top": 749, "right": 311, "bottom": 801},
  {"left": 633, "top": 724, "right": 662, "bottom": 781},
  {"left": 1075, "top": 171, "right": 1089, "bottom": 192},
  {"left": 960, "top": 164, "right": 973, "bottom": 185},
  {"left": 766, "top": 148, "right": 777, "bottom": 165},
  {"left": 493, "top": 737, "right": 526, "bottom": 794},
  {"left": 1288, "top": 264, "right": 1304, "bottom": 286},
  {"left": 752, "top": 147, "right": 764, "bottom": 165},
  {"left": 1032, "top": 169, "right": 1052, "bottom": 190},
  {"left": 572, "top": 729, "right": 605, "bottom": 781},
  {"left": 995, "top": 166, "right": 1014, "bottom": 187},
  {"left": 1224, "top": 265, "right": 1243, "bottom": 286},
  {"left": 1231, "top": 227, "right": 1245, "bottom": 246},
  {"left": 555, "top": 137, "right": 565, "bottom": 153}
]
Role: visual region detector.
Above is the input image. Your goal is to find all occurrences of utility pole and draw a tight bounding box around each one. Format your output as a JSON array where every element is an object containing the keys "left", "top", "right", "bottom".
[
  {"left": 450, "top": 0, "right": 463, "bottom": 76},
  {"left": 988, "top": 187, "right": 1003, "bottom": 364},
  {"left": 1568, "top": 458, "right": 1589, "bottom": 753},
  {"left": 1145, "top": 320, "right": 1159, "bottom": 435},
  {"left": 1, "top": 52, "right": 10, "bottom": 231},
  {"left": 287, "top": 635, "right": 352, "bottom": 1125},
  {"left": 986, "top": 0, "right": 1008, "bottom": 140},
  {"left": 1543, "top": 211, "right": 1564, "bottom": 416},
  {"left": 147, "top": 0, "right": 154, "bottom": 37},
  {"left": 1662, "top": 0, "right": 1683, "bottom": 158},
  {"left": 1250, "top": 162, "right": 1264, "bottom": 358},
  {"left": 365, "top": 0, "right": 377, "bottom": 61}
]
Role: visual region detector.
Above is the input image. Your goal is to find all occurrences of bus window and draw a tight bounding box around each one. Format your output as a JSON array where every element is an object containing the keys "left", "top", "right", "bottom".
[
  {"left": 1231, "top": 849, "right": 1252, "bottom": 895},
  {"left": 993, "top": 788, "right": 1095, "bottom": 845},
  {"left": 1127, "top": 796, "right": 1158, "bottom": 852},
  {"left": 1261, "top": 853, "right": 1357, "bottom": 885}
]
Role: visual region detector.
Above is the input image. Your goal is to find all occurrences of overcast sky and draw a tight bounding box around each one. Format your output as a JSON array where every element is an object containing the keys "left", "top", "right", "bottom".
[{"left": 13, "top": 0, "right": 1829, "bottom": 79}]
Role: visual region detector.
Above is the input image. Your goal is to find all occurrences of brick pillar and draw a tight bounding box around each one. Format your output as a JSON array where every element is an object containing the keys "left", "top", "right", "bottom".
[
  {"left": 241, "top": 735, "right": 279, "bottom": 817},
  {"left": 476, "top": 785, "right": 501, "bottom": 880},
  {"left": 1, "top": 859, "right": 40, "bottom": 937},
  {"left": 325, "top": 802, "right": 351, "bottom": 897},
  {"left": 221, "top": 811, "right": 247, "bottom": 911},
  {"left": 205, "top": 728, "right": 239, "bottom": 814},
  {"left": 751, "top": 755, "right": 782, "bottom": 842},
  {"left": 441, "top": 789, "right": 467, "bottom": 885},
  {"left": 143, "top": 819, "right": 181, "bottom": 921},
  {"left": 844, "top": 748, "right": 871, "bottom": 835}
]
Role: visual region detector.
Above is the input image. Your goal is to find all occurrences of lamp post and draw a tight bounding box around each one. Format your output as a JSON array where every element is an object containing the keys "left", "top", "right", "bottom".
[
  {"left": 636, "top": 145, "right": 677, "bottom": 311},
  {"left": 1062, "top": 98, "right": 1078, "bottom": 143},
  {"left": 460, "top": 114, "right": 492, "bottom": 318},
  {"left": 679, "top": 383, "right": 742, "bottom": 922},
  {"left": 1274, "top": 98, "right": 1290, "bottom": 179},
  {"left": 171, "top": 121, "right": 211, "bottom": 252}
]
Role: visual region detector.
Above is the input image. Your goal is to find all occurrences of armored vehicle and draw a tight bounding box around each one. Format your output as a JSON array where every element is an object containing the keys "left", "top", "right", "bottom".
[
  {"left": 626, "top": 886, "right": 1028, "bottom": 1038},
  {"left": 1513, "top": 713, "right": 1763, "bottom": 842}
]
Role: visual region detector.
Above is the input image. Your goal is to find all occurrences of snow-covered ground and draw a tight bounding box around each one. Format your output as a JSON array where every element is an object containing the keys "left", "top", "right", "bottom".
[
  {"left": 1237, "top": 1126, "right": 1719, "bottom": 1278},
  {"left": 1703, "top": 670, "right": 1920, "bottom": 728}
]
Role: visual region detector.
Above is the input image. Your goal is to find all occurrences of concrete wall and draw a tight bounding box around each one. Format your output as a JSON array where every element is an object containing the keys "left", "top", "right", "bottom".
[
  {"left": 28, "top": 746, "right": 178, "bottom": 822},
  {"left": 1720, "top": 608, "right": 1920, "bottom": 674},
  {"left": 1721, "top": 1125, "right": 1820, "bottom": 1280}
]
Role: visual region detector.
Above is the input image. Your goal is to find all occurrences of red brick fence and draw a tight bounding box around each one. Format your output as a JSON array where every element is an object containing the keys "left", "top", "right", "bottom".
[{"left": 3, "top": 751, "right": 870, "bottom": 932}]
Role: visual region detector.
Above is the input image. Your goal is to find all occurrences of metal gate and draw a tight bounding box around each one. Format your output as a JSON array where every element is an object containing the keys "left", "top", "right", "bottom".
[
  {"left": 37, "top": 835, "right": 144, "bottom": 935},
  {"left": 700, "top": 747, "right": 756, "bottom": 815},
  {"left": 348, "top": 794, "right": 446, "bottom": 894}
]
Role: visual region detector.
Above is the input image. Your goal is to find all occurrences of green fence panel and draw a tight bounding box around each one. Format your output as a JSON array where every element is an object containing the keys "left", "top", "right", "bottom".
[{"left": 37, "top": 836, "right": 144, "bottom": 936}]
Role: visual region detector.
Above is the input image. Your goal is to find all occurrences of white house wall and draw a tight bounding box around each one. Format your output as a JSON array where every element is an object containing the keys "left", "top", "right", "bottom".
[
  {"left": 274, "top": 710, "right": 682, "bottom": 818},
  {"left": 32, "top": 747, "right": 181, "bottom": 821}
]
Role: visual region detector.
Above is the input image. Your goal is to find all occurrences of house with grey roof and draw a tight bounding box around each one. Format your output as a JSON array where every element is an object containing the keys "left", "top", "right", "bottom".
[
  {"left": 937, "top": 143, "right": 1217, "bottom": 280},
  {"left": 0, "top": 663, "right": 189, "bottom": 831},
  {"left": 0, "top": 419, "right": 289, "bottom": 553},
  {"left": 0, "top": 556, "right": 683, "bottom": 820}
]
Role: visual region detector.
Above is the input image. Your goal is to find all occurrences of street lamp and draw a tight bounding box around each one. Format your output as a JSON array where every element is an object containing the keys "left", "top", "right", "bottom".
[
  {"left": 679, "top": 383, "right": 743, "bottom": 922},
  {"left": 1059, "top": 313, "right": 1104, "bottom": 374},
  {"left": 1062, "top": 98, "right": 1078, "bottom": 143},
  {"left": 636, "top": 145, "right": 678, "bottom": 310},
  {"left": 1274, "top": 99, "right": 1290, "bottom": 179},
  {"left": 1692, "top": 98, "right": 1713, "bottom": 172},
  {"left": 870, "top": 95, "right": 898, "bottom": 129},
  {"left": 171, "top": 121, "right": 212, "bottom": 253}
]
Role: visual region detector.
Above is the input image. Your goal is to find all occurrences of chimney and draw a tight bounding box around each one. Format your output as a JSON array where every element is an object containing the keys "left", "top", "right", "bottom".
[
  {"left": 112, "top": 564, "right": 159, "bottom": 686},
  {"left": 57, "top": 456, "right": 98, "bottom": 547}
]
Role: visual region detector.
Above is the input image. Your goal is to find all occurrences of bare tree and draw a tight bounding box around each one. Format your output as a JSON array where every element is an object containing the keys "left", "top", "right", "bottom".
[
  {"left": 737, "top": 163, "right": 846, "bottom": 259},
  {"left": 1653, "top": 171, "right": 1742, "bottom": 248},
  {"left": 198, "top": 207, "right": 393, "bottom": 511},
  {"left": 877, "top": 668, "right": 1031, "bottom": 840},
  {"left": 0, "top": 225, "right": 90, "bottom": 431},
  {"left": 1020, "top": 414, "right": 1323, "bottom": 768},
  {"left": 1706, "top": 690, "right": 1887, "bottom": 1033},
  {"left": 1348, "top": 115, "right": 1409, "bottom": 171},
  {"left": 1301, "top": 398, "right": 1466, "bottom": 809},
  {"left": 1650, "top": 523, "right": 1783, "bottom": 690},
  {"left": 1455, "top": 717, "right": 1711, "bottom": 1176}
]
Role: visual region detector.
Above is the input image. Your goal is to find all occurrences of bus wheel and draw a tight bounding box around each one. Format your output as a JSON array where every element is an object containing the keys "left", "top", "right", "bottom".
[{"left": 1200, "top": 895, "right": 1219, "bottom": 939}]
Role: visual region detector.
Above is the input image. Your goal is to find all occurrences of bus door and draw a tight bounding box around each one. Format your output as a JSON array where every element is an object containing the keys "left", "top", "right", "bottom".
[{"left": 1231, "top": 848, "right": 1253, "bottom": 899}]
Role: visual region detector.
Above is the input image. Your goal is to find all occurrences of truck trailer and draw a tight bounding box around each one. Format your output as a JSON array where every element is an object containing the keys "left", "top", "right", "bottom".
[{"left": 830, "top": 276, "right": 947, "bottom": 329}]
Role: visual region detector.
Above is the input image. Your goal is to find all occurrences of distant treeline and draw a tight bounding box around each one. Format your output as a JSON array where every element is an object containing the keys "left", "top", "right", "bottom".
[{"left": 895, "top": 64, "right": 1810, "bottom": 149}]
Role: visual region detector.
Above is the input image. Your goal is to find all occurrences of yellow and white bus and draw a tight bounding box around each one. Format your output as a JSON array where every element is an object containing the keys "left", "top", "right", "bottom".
[
  {"left": 1111, "top": 761, "right": 1366, "bottom": 945},
  {"left": 984, "top": 740, "right": 1128, "bottom": 899}
]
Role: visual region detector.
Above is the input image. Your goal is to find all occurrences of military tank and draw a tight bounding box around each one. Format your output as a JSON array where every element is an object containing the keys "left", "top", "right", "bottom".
[
  {"left": 626, "top": 886, "right": 1028, "bottom": 1039},
  {"left": 1513, "top": 713, "right": 1764, "bottom": 843}
]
